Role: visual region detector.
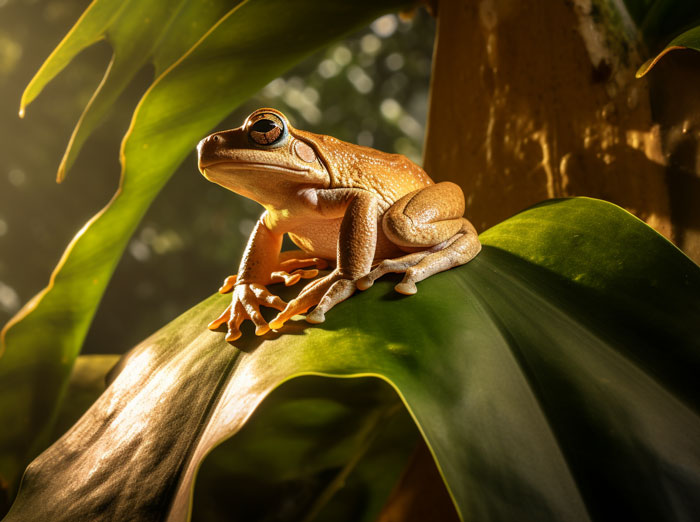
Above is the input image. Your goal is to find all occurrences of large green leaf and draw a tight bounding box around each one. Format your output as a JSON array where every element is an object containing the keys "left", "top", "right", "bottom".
[
  {"left": 4, "top": 198, "right": 699, "bottom": 521},
  {"left": 0, "top": 0, "right": 412, "bottom": 500},
  {"left": 636, "top": 24, "right": 700, "bottom": 76}
]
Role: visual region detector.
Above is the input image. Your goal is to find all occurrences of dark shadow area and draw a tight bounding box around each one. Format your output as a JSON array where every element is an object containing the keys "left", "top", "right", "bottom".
[
  {"left": 192, "top": 376, "right": 421, "bottom": 522},
  {"left": 467, "top": 246, "right": 700, "bottom": 521}
]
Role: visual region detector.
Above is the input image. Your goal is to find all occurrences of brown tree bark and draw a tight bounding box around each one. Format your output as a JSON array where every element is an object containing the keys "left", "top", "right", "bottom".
[{"left": 422, "top": 0, "right": 698, "bottom": 258}]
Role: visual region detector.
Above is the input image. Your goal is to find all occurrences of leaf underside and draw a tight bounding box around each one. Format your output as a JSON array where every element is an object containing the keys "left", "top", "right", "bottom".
[{"left": 3, "top": 198, "right": 699, "bottom": 522}]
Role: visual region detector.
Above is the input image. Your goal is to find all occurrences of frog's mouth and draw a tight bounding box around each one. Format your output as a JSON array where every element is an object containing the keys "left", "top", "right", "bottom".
[
  {"left": 201, "top": 160, "right": 311, "bottom": 178},
  {"left": 200, "top": 161, "right": 318, "bottom": 198}
]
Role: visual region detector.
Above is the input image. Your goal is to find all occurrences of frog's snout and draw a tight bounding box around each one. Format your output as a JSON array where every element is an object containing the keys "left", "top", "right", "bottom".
[
  {"left": 198, "top": 133, "right": 221, "bottom": 151},
  {"left": 197, "top": 133, "right": 225, "bottom": 173}
]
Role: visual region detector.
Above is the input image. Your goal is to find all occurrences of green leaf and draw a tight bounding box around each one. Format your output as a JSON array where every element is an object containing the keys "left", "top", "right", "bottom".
[
  {"left": 54, "top": 0, "right": 189, "bottom": 181},
  {"left": 4, "top": 198, "right": 699, "bottom": 521},
  {"left": 0, "top": 0, "right": 412, "bottom": 498},
  {"left": 636, "top": 24, "right": 700, "bottom": 77},
  {"left": 17, "top": 0, "right": 241, "bottom": 143}
]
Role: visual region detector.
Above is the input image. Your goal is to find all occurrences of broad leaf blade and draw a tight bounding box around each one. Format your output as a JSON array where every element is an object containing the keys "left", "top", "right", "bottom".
[
  {"left": 0, "top": 0, "right": 412, "bottom": 498},
  {"left": 152, "top": 1, "right": 244, "bottom": 76},
  {"left": 637, "top": 1, "right": 700, "bottom": 52},
  {"left": 4, "top": 198, "right": 699, "bottom": 522},
  {"left": 636, "top": 24, "right": 700, "bottom": 77}
]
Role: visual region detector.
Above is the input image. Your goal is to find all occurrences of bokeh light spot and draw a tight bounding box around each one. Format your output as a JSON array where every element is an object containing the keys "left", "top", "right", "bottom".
[{"left": 371, "top": 14, "right": 398, "bottom": 38}]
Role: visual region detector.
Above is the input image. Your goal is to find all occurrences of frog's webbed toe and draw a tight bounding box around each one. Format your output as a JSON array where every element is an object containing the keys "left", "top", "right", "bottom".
[
  {"left": 217, "top": 275, "right": 238, "bottom": 294},
  {"left": 210, "top": 283, "right": 287, "bottom": 342},
  {"left": 268, "top": 255, "right": 330, "bottom": 287},
  {"left": 277, "top": 252, "right": 330, "bottom": 272},
  {"left": 305, "top": 278, "right": 356, "bottom": 323},
  {"left": 356, "top": 251, "right": 431, "bottom": 292},
  {"left": 208, "top": 304, "right": 232, "bottom": 329},
  {"left": 269, "top": 267, "right": 322, "bottom": 287},
  {"left": 215, "top": 254, "right": 328, "bottom": 297}
]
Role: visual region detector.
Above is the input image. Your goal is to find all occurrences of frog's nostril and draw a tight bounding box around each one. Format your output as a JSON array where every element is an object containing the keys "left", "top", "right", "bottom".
[{"left": 212, "top": 135, "right": 220, "bottom": 142}]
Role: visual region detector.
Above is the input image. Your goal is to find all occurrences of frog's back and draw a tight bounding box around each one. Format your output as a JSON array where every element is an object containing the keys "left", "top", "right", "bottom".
[{"left": 297, "top": 131, "right": 433, "bottom": 208}]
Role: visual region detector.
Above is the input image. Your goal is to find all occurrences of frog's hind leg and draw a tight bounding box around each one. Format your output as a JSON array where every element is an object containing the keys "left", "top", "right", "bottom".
[
  {"left": 357, "top": 219, "right": 481, "bottom": 294},
  {"left": 357, "top": 181, "right": 481, "bottom": 295}
]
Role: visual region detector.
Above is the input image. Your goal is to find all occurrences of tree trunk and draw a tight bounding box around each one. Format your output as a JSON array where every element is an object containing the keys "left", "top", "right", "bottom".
[{"left": 423, "top": 0, "right": 698, "bottom": 260}]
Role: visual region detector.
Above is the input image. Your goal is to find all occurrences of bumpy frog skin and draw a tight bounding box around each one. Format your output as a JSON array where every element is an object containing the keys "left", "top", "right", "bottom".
[{"left": 197, "top": 108, "right": 481, "bottom": 341}]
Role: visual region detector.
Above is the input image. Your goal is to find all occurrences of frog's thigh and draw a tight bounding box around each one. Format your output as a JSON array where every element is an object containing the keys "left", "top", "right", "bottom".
[
  {"left": 360, "top": 182, "right": 481, "bottom": 294},
  {"left": 382, "top": 182, "right": 465, "bottom": 248}
]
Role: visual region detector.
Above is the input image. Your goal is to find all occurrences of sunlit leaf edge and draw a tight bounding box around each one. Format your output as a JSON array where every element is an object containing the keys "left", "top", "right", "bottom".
[{"left": 636, "top": 24, "right": 700, "bottom": 77}]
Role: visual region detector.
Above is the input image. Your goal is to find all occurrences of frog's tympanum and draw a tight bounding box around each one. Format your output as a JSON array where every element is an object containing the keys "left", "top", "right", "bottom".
[{"left": 198, "top": 108, "right": 481, "bottom": 341}]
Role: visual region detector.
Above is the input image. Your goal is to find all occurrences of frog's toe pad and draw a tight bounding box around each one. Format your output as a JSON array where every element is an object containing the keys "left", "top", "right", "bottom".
[
  {"left": 218, "top": 275, "right": 238, "bottom": 294},
  {"left": 208, "top": 304, "right": 231, "bottom": 330},
  {"left": 395, "top": 281, "right": 418, "bottom": 295},
  {"left": 356, "top": 276, "right": 373, "bottom": 291},
  {"left": 306, "top": 309, "right": 326, "bottom": 324}
]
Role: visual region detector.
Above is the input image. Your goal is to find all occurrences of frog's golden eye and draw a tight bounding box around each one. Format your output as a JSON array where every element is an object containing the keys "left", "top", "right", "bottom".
[{"left": 249, "top": 118, "right": 284, "bottom": 146}]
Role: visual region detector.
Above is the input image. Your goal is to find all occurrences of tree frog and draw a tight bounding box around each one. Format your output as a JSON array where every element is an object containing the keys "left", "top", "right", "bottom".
[{"left": 198, "top": 108, "right": 481, "bottom": 341}]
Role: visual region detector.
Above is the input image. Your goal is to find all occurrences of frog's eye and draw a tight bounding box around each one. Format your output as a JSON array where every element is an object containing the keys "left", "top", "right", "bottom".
[{"left": 249, "top": 117, "right": 285, "bottom": 146}]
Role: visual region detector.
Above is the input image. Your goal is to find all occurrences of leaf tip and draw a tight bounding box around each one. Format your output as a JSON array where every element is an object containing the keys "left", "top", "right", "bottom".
[
  {"left": 56, "top": 164, "right": 66, "bottom": 184},
  {"left": 19, "top": 86, "right": 33, "bottom": 118},
  {"left": 635, "top": 59, "right": 652, "bottom": 78},
  {"left": 636, "top": 46, "right": 686, "bottom": 78}
]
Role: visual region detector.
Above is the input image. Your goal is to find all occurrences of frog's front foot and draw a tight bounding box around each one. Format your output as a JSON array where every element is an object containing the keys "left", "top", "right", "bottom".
[
  {"left": 209, "top": 283, "right": 286, "bottom": 342},
  {"left": 268, "top": 270, "right": 357, "bottom": 329},
  {"left": 215, "top": 257, "right": 328, "bottom": 295}
]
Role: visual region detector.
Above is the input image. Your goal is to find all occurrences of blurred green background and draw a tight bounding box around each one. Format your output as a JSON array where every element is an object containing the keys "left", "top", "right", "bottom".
[{"left": 0, "top": 0, "right": 435, "bottom": 354}]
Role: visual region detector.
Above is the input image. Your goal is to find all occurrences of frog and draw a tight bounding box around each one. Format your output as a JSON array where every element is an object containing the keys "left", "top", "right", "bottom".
[{"left": 197, "top": 108, "right": 481, "bottom": 341}]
